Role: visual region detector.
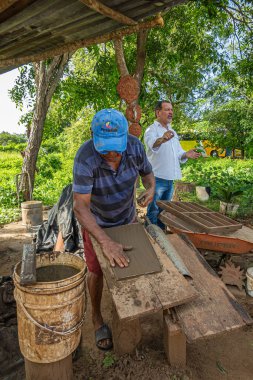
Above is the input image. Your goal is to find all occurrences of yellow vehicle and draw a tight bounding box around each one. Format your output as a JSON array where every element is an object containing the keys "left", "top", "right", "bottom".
[
  {"left": 179, "top": 135, "right": 242, "bottom": 158},
  {"left": 202, "top": 140, "right": 226, "bottom": 157},
  {"left": 202, "top": 141, "right": 242, "bottom": 158}
]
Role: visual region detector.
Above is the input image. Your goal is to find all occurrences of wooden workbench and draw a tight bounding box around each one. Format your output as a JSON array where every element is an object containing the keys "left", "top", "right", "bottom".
[
  {"left": 91, "top": 227, "right": 198, "bottom": 354},
  {"left": 91, "top": 234, "right": 198, "bottom": 321},
  {"left": 91, "top": 227, "right": 252, "bottom": 364}
]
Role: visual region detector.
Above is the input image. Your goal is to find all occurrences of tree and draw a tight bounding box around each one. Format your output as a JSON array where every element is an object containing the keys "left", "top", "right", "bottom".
[
  {"left": 46, "top": 2, "right": 234, "bottom": 135},
  {"left": 11, "top": 55, "right": 70, "bottom": 199},
  {"left": 204, "top": 100, "right": 253, "bottom": 157}
]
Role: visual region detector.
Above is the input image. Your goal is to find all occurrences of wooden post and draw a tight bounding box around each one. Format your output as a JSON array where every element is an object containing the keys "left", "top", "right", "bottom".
[
  {"left": 24, "top": 355, "right": 73, "bottom": 380},
  {"left": 111, "top": 306, "right": 142, "bottom": 355},
  {"left": 163, "top": 311, "right": 186, "bottom": 367}
]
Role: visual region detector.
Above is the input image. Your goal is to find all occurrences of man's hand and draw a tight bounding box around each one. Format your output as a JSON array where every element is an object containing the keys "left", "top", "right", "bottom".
[
  {"left": 153, "top": 130, "right": 174, "bottom": 148},
  {"left": 137, "top": 188, "right": 154, "bottom": 207},
  {"left": 162, "top": 130, "right": 174, "bottom": 142},
  {"left": 100, "top": 239, "right": 130, "bottom": 268},
  {"left": 185, "top": 149, "right": 201, "bottom": 159}
]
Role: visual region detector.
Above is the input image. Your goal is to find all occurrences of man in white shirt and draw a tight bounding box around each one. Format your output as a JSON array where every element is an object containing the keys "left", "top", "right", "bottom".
[{"left": 144, "top": 100, "right": 201, "bottom": 228}]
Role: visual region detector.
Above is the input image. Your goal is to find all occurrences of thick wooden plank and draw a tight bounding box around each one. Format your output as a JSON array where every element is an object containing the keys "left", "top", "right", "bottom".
[
  {"left": 163, "top": 311, "right": 186, "bottom": 367},
  {"left": 105, "top": 224, "right": 162, "bottom": 280},
  {"left": 79, "top": 0, "right": 137, "bottom": 25},
  {"left": 111, "top": 306, "right": 141, "bottom": 355},
  {"left": 168, "top": 234, "right": 252, "bottom": 342},
  {"left": 0, "top": 0, "right": 19, "bottom": 13},
  {"left": 91, "top": 229, "right": 198, "bottom": 321}
]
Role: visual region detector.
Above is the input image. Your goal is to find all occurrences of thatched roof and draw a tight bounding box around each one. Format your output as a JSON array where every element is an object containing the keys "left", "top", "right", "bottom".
[{"left": 0, "top": 0, "right": 187, "bottom": 73}]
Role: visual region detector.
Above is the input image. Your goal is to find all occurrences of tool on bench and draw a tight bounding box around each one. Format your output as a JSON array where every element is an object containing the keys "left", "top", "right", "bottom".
[
  {"left": 20, "top": 243, "right": 37, "bottom": 286},
  {"left": 144, "top": 216, "right": 191, "bottom": 278}
]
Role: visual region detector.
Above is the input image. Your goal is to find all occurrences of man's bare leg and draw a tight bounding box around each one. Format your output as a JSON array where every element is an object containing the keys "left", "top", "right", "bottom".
[{"left": 87, "top": 271, "right": 111, "bottom": 348}]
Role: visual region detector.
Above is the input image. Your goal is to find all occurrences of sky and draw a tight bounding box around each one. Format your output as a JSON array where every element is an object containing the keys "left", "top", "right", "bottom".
[{"left": 0, "top": 69, "right": 26, "bottom": 134}]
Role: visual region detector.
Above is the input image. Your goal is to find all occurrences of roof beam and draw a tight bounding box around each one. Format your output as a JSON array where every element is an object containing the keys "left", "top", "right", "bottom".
[
  {"left": 79, "top": 0, "right": 137, "bottom": 25},
  {"left": 0, "top": 14, "right": 164, "bottom": 69},
  {"left": 0, "top": 0, "right": 19, "bottom": 13}
]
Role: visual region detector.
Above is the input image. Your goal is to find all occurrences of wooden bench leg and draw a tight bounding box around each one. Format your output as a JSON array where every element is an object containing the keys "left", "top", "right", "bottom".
[
  {"left": 25, "top": 354, "right": 73, "bottom": 380},
  {"left": 163, "top": 311, "right": 186, "bottom": 367},
  {"left": 111, "top": 307, "right": 141, "bottom": 355}
]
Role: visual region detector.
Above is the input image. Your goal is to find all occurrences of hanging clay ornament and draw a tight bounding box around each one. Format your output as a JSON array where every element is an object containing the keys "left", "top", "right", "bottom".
[
  {"left": 126, "top": 104, "right": 142, "bottom": 122},
  {"left": 116, "top": 75, "right": 139, "bottom": 103},
  {"left": 129, "top": 123, "right": 142, "bottom": 138}
]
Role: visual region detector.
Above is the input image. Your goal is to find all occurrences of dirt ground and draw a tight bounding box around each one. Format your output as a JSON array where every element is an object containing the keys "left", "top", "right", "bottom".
[{"left": 1, "top": 220, "right": 253, "bottom": 380}]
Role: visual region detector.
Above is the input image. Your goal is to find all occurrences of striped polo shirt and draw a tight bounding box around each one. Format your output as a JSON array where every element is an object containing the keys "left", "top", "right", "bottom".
[{"left": 73, "top": 134, "right": 152, "bottom": 228}]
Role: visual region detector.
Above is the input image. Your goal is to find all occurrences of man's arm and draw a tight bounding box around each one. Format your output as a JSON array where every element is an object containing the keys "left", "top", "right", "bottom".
[
  {"left": 152, "top": 130, "right": 174, "bottom": 148},
  {"left": 181, "top": 149, "right": 201, "bottom": 160},
  {"left": 137, "top": 172, "right": 155, "bottom": 207},
  {"left": 73, "top": 192, "right": 129, "bottom": 268}
]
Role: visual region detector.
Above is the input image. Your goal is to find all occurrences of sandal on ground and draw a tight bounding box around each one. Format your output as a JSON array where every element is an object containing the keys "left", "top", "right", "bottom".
[{"left": 95, "top": 323, "right": 113, "bottom": 351}]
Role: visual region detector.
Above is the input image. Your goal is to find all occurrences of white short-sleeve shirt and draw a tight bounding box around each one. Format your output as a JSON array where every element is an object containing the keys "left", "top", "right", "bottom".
[{"left": 144, "top": 120, "right": 187, "bottom": 180}]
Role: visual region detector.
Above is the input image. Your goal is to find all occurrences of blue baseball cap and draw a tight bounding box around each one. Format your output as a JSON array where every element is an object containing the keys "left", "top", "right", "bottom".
[{"left": 91, "top": 109, "right": 128, "bottom": 154}]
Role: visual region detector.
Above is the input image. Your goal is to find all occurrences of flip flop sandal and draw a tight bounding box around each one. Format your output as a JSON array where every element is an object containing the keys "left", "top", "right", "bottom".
[{"left": 95, "top": 323, "right": 113, "bottom": 351}]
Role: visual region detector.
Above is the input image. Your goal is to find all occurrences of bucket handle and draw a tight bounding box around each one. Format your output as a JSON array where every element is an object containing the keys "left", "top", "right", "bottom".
[{"left": 16, "top": 291, "right": 87, "bottom": 336}]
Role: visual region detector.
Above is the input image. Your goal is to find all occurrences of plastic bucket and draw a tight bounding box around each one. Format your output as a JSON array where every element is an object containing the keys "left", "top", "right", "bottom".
[
  {"left": 21, "top": 201, "right": 43, "bottom": 226},
  {"left": 246, "top": 267, "right": 253, "bottom": 297},
  {"left": 219, "top": 201, "right": 239, "bottom": 216},
  {"left": 196, "top": 186, "right": 209, "bottom": 201},
  {"left": 13, "top": 252, "right": 86, "bottom": 363}
]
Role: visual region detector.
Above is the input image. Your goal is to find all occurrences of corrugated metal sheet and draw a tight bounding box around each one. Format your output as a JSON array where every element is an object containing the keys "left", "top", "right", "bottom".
[{"left": 0, "top": 0, "right": 187, "bottom": 73}]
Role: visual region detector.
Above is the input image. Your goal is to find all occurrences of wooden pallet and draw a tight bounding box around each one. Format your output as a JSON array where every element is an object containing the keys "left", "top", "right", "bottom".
[{"left": 157, "top": 201, "right": 242, "bottom": 234}]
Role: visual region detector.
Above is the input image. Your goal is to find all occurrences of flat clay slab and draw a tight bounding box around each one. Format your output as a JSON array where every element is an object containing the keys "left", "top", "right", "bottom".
[{"left": 104, "top": 223, "right": 162, "bottom": 280}]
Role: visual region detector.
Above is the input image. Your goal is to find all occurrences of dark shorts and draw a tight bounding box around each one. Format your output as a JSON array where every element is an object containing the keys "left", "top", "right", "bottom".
[{"left": 82, "top": 229, "right": 103, "bottom": 276}]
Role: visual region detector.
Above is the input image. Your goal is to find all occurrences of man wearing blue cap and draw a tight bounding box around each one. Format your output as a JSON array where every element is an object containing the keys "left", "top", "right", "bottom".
[{"left": 73, "top": 109, "right": 155, "bottom": 351}]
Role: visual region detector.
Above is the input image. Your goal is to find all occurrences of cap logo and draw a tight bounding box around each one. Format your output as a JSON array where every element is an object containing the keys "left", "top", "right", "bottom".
[{"left": 101, "top": 121, "right": 118, "bottom": 133}]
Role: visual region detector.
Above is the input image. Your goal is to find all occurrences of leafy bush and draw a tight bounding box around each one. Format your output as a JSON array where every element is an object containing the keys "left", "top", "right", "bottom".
[
  {"left": 37, "top": 152, "right": 63, "bottom": 180},
  {"left": 0, "top": 207, "right": 21, "bottom": 225},
  {"left": 182, "top": 158, "right": 253, "bottom": 189},
  {"left": 0, "top": 143, "right": 27, "bottom": 152},
  {"left": 0, "top": 152, "right": 22, "bottom": 206},
  {"left": 0, "top": 132, "right": 26, "bottom": 145},
  {"left": 182, "top": 158, "right": 253, "bottom": 216}
]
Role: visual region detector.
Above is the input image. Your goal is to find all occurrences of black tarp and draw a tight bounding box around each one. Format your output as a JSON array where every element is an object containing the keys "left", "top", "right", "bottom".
[{"left": 35, "top": 184, "right": 83, "bottom": 253}]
